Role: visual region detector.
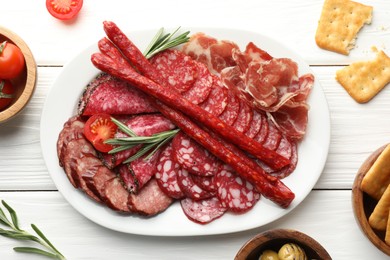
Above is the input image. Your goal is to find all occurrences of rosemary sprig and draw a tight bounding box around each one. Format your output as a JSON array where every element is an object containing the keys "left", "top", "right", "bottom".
[
  {"left": 106, "top": 117, "right": 180, "bottom": 164},
  {"left": 0, "top": 200, "right": 65, "bottom": 259},
  {"left": 143, "top": 27, "right": 190, "bottom": 59}
]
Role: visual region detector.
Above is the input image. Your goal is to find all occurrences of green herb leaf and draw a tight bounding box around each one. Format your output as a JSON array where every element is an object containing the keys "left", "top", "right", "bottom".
[
  {"left": 0, "top": 200, "right": 65, "bottom": 259},
  {"left": 143, "top": 27, "right": 190, "bottom": 59}
]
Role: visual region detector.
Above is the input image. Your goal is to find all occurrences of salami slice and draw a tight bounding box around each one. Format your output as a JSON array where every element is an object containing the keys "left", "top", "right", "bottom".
[
  {"left": 119, "top": 150, "right": 161, "bottom": 194},
  {"left": 89, "top": 165, "right": 116, "bottom": 200},
  {"left": 254, "top": 113, "right": 269, "bottom": 144},
  {"left": 270, "top": 141, "right": 298, "bottom": 179},
  {"left": 215, "top": 169, "right": 261, "bottom": 213},
  {"left": 57, "top": 117, "right": 85, "bottom": 166},
  {"left": 150, "top": 49, "right": 197, "bottom": 93},
  {"left": 103, "top": 177, "right": 131, "bottom": 212},
  {"left": 75, "top": 155, "right": 103, "bottom": 202},
  {"left": 172, "top": 132, "right": 221, "bottom": 177},
  {"left": 191, "top": 175, "right": 217, "bottom": 193},
  {"left": 155, "top": 144, "right": 185, "bottom": 199},
  {"left": 177, "top": 169, "right": 214, "bottom": 200},
  {"left": 199, "top": 76, "right": 228, "bottom": 116},
  {"left": 245, "top": 110, "right": 262, "bottom": 138},
  {"left": 128, "top": 178, "right": 174, "bottom": 216},
  {"left": 232, "top": 100, "right": 253, "bottom": 133},
  {"left": 218, "top": 91, "right": 240, "bottom": 125},
  {"left": 79, "top": 74, "right": 157, "bottom": 116},
  {"left": 180, "top": 197, "right": 227, "bottom": 224},
  {"left": 263, "top": 120, "right": 282, "bottom": 151},
  {"left": 181, "top": 62, "right": 213, "bottom": 105}
]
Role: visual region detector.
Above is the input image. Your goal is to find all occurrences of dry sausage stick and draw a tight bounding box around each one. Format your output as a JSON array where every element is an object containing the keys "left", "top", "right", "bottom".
[
  {"left": 99, "top": 21, "right": 289, "bottom": 170},
  {"left": 91, "top": 51, "right": 294, "bottom": 208}
]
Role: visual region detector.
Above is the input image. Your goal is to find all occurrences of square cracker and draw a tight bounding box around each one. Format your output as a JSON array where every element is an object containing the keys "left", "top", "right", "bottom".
[
  {"left": 336, "top": 50, "right": 390, "bottom": 103},
  {"left": 369, "top": 184, "right": 390, "bottom": 231},
  {"left": 362, "top": 144, "right": 390, "bottom": 200},
  {"left": 315, "top": 0, "right": 373, "bottom": 55}
]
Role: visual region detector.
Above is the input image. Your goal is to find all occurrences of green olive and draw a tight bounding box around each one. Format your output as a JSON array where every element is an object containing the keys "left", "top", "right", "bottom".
[
  {"left": 278, "top": 243, "right": 307, "bottom": 260},
  {"left": 259, "top": 249, "right": 280, "bottom": 260}
]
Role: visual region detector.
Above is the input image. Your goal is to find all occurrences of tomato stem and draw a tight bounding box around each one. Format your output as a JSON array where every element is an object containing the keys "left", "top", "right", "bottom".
[
  {"left": 0, "top": 41, "right": 6, "bottom": 55},
  {"left": 0, "top": 80, "right": 14, "bottom": 99}
]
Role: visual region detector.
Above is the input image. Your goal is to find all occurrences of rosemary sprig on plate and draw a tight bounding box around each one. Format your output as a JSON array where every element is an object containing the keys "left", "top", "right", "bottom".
[
  {"left": 0, "top": 200, "right": 66, "bottom": 259},
  {"left": 106, "top": 117, "right": 180, "bottom": 164},
  {"left": 143, "top": 27, "right": 190, "bottom": 59}
]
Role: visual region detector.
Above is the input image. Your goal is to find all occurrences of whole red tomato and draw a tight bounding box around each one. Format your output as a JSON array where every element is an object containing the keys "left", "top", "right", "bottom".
[
  {"left": 0, "top": 41, "right": 25, "bottom": 79},
  {"left": 0, "top": 80, "right": 15, "bottom": 110}
]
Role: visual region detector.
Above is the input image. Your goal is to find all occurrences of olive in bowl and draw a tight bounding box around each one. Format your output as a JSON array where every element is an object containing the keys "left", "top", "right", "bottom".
[
  {"left": 0, "top": 26, "right": 37, "bottom": 123},
  {"left": 235, "top": 229, "right": 331, "bottom": 260}
]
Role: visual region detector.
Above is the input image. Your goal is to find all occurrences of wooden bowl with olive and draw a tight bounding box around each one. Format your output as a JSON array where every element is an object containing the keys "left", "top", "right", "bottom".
[{"left": 235, "top": 229, "right": 331, "bottom": 260}]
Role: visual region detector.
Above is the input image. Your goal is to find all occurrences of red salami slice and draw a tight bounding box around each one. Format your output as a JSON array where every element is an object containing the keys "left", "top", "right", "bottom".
[
  {"left": 177, "top": 169, "right": 214, "bottom": 200},
  {"left": 155, "top": 144, "right": 185, "bottom": 199},
  {"left": 100, "top": 114, "right": 176, "bottom": 169},
  {"left": 232, "top": 100, "right": 253, "bottom": 133},
  {"left": 103, "top": 177, "right": 131, "bottom": 212},
  {"left": 215, "top": 169, "right": 260, "bottom": 213},
  {"left": 57, "top": 117, "right": 85, "bottom": 166},
  {"left": 62, "top": 138, "right": 97, "bottom": 188},
  {"left": 275, "top": 136, "right": 293, "bottom": 160},
  {"left": 191, "top": 175, "right": 217, "bottom": 193},
  {"left": 150, "top": 49, "right": 197, "bottom": 93},
  {"left": 218, "top": 91, "right": 240, "bottom": 125},
  {"left": 181, "top": 62, "right": 213, "bottom": 105},
  {"left": 78, "top": 73, "right": 112, "bottom": 113},
  {"left": 199, "top": 76, "right": 228, "bottom": 116},
  {"left": 79, "top": 74, "right": 157, "bottom": 116},
  {"left": 89, "top": 165, "right": 116, "bottom": 200},
  {"left": 128, "top": 178, "right": 174, "bottom": 216},
  {"left": 263, "top": 120, "right": 282, "bottom": 151},
  {"left": 118, "top": 150, "right": 161, "bottom": 194},
  {"left": 254, "top": 113, "right": 269, "bottom": 144},
  {"left": 75, "top": 155, "right": 103, "bottom": 202},
  {"left": 180, "top": 197, "right": 227, "bottom": 224},
  {"left": 270, "top": 141, "right": 298, "bottom": 179},
  {"left": 245, "top": 110, "right": 262, "bottom": 138},
  {"left": 172, "top": 132, "right": 221, "bottom": 177}
]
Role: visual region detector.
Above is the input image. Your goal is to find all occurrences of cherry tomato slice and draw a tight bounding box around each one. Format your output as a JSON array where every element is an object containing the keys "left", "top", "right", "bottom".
[
  {"left": 0, "top": 41, "right": 25, "bottom": 79},
  {"left": 46, "top": 0, "right": 83, "bottom": 21},
  {"left": 84, "top": 114, "right": 118, "bottom": 153},
  {"left": 0, "top": 80, "right": 15, "bottom": 111}
]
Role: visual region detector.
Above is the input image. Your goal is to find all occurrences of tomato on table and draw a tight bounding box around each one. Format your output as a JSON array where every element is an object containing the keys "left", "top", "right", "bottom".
[
  {"left": 0, "top": 80, "right": 15, "bottom": 111},
  {"left": 0, "top": 41, "right": 25, "bottom": 79},
  {"left": 46, "top": 0, "right": 83, "bottom": 21},
  {"left": 84, "top": 114, "right": 118, "bottom": 153}
]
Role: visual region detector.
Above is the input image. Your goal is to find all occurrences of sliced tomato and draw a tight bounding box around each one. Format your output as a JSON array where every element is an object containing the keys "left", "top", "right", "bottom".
[
  {"left": 84, "top": 114, "right": 118, "bottom": 153},
  {"left": 46, "top": 0, "right": 83, "bottom": 20},
  {"left": 0, "top": 80, "right": 15, "bottom": 111}
]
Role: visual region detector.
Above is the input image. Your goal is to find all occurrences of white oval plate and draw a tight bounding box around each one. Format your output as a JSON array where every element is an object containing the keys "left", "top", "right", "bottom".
[{"left": 40, "top": 27, "right": 330, "bottom": 236}]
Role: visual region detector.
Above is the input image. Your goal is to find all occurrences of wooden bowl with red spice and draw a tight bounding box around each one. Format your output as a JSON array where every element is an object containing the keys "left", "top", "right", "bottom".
[{"left": 0, "top": 26, "right": 37, "bottom": 123}]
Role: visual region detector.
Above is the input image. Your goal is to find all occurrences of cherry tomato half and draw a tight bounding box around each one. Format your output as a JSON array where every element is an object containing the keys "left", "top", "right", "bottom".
[
  {"left": 46, "top": 0, "right": 83, "bottom": 21},
  {"left": 0, "top": 41, "right": 25, "bottom": 79},
  {"left": 0, "top": 80, "right": 15, "bottom": 111},
  {"left": 84, "top": 114, "right": 118, "bottom": 153}
]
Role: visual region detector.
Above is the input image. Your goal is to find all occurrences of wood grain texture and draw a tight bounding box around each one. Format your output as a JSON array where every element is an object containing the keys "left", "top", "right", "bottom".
[{"left": 1, "top": 1, "right": 390, "bottom": 259}]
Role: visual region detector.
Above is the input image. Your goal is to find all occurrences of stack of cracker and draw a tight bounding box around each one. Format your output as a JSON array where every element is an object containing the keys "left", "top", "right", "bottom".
[{"left": 361, "top": 144, "right": 390, "bottom": 245}]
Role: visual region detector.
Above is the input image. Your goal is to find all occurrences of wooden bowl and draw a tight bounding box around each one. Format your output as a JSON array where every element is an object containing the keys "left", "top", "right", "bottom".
[
  {"left": 0, "top": 26, "right": 37, "bottom": 123},
  {"left": 352, "top": 144, "right": 390, "bottom": 256},
  {"left": 235, "top": 229, "right": 331, "bottom": 260}
]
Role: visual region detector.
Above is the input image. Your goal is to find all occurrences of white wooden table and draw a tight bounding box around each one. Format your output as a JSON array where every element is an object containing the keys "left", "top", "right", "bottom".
[{"left": 1, "top": 0, "right": 390, "bottom": 259}]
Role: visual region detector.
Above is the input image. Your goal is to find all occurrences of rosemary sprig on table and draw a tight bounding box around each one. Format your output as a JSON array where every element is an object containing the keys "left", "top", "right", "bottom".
[
  {"left": 106, "top": 117, "right": 180, "bottom": 163},
  {"left": 143, "top": 27, "right": 190, "bottom": 59},
  {"left": 0, "top": 200, "right": 65, "bottom": 259}
]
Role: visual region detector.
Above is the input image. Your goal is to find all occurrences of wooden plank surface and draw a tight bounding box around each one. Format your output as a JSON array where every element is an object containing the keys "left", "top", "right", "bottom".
[{"left": 1, "top": 0, "right": 390, "bottom": 259}]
